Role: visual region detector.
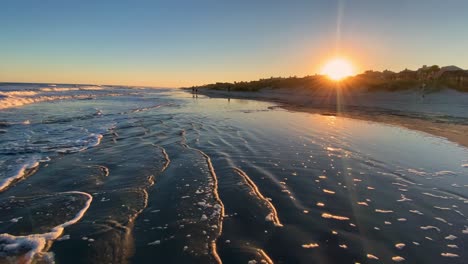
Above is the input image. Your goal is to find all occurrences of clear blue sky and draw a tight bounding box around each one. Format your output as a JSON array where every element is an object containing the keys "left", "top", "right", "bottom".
[{"left": 1, "top": 0, "right": 467, "bottom": 86}]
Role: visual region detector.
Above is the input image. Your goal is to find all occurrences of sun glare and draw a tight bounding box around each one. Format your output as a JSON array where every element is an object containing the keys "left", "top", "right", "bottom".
[{"left": 321, "top": 58, "right": 355, "bottom": 81}]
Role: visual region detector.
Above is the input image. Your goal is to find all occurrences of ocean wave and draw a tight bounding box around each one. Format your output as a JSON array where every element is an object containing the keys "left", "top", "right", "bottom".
[
  {"left": 0, "top": 86, "right": 108, "bottom": 110},
  {"left": 0, "top": 133, "right": 103, "bottom": 155},
  {"left": 55, "top": 133, "right": 103, "bottom": 154},
  {"left": 0, "top": 158, "right": 40, "bottom": 192},
  {"left": 0, "top": 191, "right": 93, "bottom": 263},
  {"left": 0, "top": 130, "right": 103, "bottom": 193},
  {"left": 0, "top": 92, "right": 93, "bottom": 110}
]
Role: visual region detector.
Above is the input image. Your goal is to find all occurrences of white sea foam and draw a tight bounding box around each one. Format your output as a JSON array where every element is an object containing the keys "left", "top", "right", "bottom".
[
  {"left": 397, "top": 194, "right": 412, "bottom": 202},
  {"left": 321, "top": 213, "right": 349, "bottom": 221},
  {"left": 0, "top": 90, "right": 89, "bottom": 110},
  {"left": 233, "top": 168, "right": 282, "bottom": 227},
  {"left": 434, "top": 171, "right": 456, "bottom": 176},
  {"left": 434, "top": 217, "right": 449, "bottom": 224},
  {"left": 420, "top": 226, "right": 440, "bottom": 232},
  {"left": 392, "top": 256, "right": 405, "bottom": 262},
  {"left": 56, "top": 134, "right": 103, "bottom": 153},
  {"left": 375, "top": 209, "right": 393, "bottom": 213},
  {"left": 0, "top": 191, "right": 92, "bottom": 263},
  {"left": 0, "top": 159, "right": 40, "bottom": 192},
  {"left": 395, "top": 243, "right": 405, "bottom": 249},
  {"left": 407, "top": 169, "right": 427, "bottom": 176},
  {"left": 462, "top": 226, "right": 468, "bottom": 234},
  {"left": 0, "top": 86, "right": 111, "bottom": 110},
  {"left": 409, "top": 210, "right": 424, "bottom": 215},
  {"left": 302, "top": 243, "right": 319, "bottom": 248},
  {"left": 444, "top": 235, "right": 457, "bottom": 240},
  {"left": 39, "top": 87, "right": 80, "bottom": 92},
  {"left": 10, "top": 217, "right": 23, "bottom": 223},
  {"left": 422, "top": 192, "right": 449, "bottom": 199},
  {"left": 148, "top": 240, "right": 161, "bottom": 246},
  {"left": 434, "top": 206, "right": 451, "bottom": 211}
]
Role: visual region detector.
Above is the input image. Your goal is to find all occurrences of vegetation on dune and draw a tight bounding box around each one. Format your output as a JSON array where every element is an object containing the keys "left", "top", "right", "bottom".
[
  {"left": 187, "top": 65, "right": 468, "bottom": 93},
  {"left": 355, "top": 77, "right": 468, "bottom": 92},
  {"left": 189, "top": 76, "right": 330, "bottom": 92}
]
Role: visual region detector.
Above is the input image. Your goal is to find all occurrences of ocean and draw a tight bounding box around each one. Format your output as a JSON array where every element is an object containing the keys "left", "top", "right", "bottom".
[{"left": 0, "top": 83, "right": 466, "bottom": 263}]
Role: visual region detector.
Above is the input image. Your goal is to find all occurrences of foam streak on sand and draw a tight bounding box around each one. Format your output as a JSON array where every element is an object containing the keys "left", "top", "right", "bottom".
[
  {"left": 233, "top": 167, "right": 283, "bottom": 227},
  {"left": 392, "top": 256, "right": 405, "bottom": 262},
  {"left": 0, "top": 159, "right": 40, "bottom": 192},
  {"left": 153, "top": 144, "right": 171, "bottom": 172},
  {"left": 255, "top": 249, "right": 274, "bottom": 264},
  {"left": 182, "top": 142, "right": 225, "bottom": 264},
  {"left": 375, "top": 209, "right": 393, "bottom": 213},
  {"left": 441, "top": 252, "right": 459, "bottom": 258},
  {"left": 302, "top": 243, "right": 319, "bottom": 248},
  {"left": 0, "top": 191, "right": 93, "bottom": 264},
  {"left": 422, "top": 192, "right": 449, "bottom": 199},
  {"left": 420, "top": 226, "right": 441, "bottom": 232},
  {"left": 321, "top": 213, "right": 349, "bottom": 221}
]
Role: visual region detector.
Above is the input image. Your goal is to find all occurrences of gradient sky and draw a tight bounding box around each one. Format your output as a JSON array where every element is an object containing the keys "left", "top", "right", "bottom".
[{"left": 1, "top": 0, "right": 468, "bottom": 87}]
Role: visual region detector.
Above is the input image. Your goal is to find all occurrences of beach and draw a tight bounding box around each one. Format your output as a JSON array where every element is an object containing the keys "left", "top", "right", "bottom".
[
  {"left": 0, "top": 84, "right": 467, "bottom": 263},
  {"left": 196, "top": 87, "right": 468, "bottom": 148}
]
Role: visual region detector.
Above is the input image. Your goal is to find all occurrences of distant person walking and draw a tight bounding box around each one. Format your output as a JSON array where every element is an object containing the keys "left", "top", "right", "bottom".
[{"left": 420, "top": 82, "right": 427, "bottom": 99}]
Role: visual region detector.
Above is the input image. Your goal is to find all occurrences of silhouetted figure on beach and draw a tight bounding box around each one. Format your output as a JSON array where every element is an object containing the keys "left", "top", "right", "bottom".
[{"left": 420, "top": 82, "right": 427, "bottom": 99}]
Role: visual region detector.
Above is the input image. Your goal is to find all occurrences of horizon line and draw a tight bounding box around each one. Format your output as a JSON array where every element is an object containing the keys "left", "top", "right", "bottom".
[{"left": 2, "top": 64, "right": 466, "bottom": 88}]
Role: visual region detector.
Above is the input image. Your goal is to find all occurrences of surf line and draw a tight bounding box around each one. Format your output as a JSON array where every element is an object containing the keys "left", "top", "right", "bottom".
[
  {"left": 233, "top": 167, "right": 283, "bottom": 227},
  {"left": 255, "top": 248, "right": 274, "bottom": 264},
  {"left": 0, "top": 160, "right": 40, "bottom": 192},
  {"left": 153, "top": 144, "right": 171, "bottom": 172},
  {"left": 130, "top": 103, "right": 174, "bottom": 113},
  {"left": 181, "top": 141, "right": 225, "bottom": 264},
  {"left": 0, "top": 191, "right": 93, "bottom": 264}
]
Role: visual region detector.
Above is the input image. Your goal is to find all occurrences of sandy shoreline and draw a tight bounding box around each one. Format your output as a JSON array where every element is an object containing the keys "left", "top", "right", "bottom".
[{"left": 193, "top": 88, "right": 468, "bottom": 148}]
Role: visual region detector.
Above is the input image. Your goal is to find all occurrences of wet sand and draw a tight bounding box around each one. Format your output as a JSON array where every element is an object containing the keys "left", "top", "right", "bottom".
[
  {"left": 196, "top": 88, "right": 468, "bottom": 148},
  {"left": 1, "top": 86, "right": 467, "bottom": 263}
]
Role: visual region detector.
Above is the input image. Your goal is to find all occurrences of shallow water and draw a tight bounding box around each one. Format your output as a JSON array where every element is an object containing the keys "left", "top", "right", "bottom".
[{"left": 0, "top": 84, "right": 467, "bottom": 263}]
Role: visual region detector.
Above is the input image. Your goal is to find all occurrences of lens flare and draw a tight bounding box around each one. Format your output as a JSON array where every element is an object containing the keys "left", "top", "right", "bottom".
[{"left": 321, "top": 58, "right": 355, "bottom": 80}]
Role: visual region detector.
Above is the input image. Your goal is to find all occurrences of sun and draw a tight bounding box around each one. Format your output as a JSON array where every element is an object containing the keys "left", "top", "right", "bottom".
[{"left": 321, "top": 58, "right": 355, "bottom": 81}]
